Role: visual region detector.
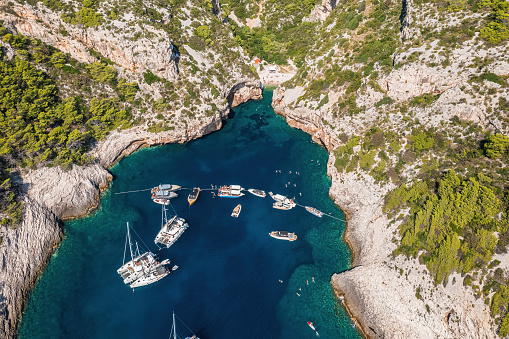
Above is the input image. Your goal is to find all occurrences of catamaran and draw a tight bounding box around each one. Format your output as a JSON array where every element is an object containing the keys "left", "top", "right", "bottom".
[
  {"left": 117, "top": 223, "right": 170, "bottom": 288},
  {"left": 169, "top": 311, "right": 200, "bottom": 339},
  {"left": 154, "top": 206, "right": 189, "bottom": 248},
  {"left": 269, "top": 231, "right": 297, "bottom": 241},
  {"left": 305, "top": 206, "right": 324, "bottom": 217},
  {"left": 218, "top": 185, "right": 245, "bottom": 198},
  {"left": 247, "top": 188, "right": 266, "bottom": 198},
  {"left": 151, "top": 184, "right": 181, "bottom": 205}
]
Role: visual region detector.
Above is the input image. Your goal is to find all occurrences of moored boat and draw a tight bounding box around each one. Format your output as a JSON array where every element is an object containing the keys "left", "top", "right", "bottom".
[
  {"left": 273, "top": 201, "right": 293, "bottom": 210},
  {"left": 117, "top": 223, "right": 171, "bottom": 288},
  {"left": 231, "top": 204, "right": 241, "bottom": 217},
  {"left": 269, "top": 231, "right": 297, "bottom": 241},
  {"left": 307, "top": 322, "right": 320, "bottom": 336},
  {"left": 247, "top": 188, "right": 266, "bottom": 198},
  {"left": 218, "top": 185, "right": 245, "bottom": 198},
  {"left": 187, "top": 187, "right": 200, "bottom": 205},
  {"left": 305, "top": 206, "right": 324, "bottom": 217},
  {"left": 268, "top": 192, "right": 296, "bottom": 208},
  {"left": 154, "top": 207, "right": 189, "bottom": 248},
  {"left": 170, "top": 311, "right": 200, "bottom": 339},
  {"left": 152, "top": 186, "right": 178, "bottom": 205}
]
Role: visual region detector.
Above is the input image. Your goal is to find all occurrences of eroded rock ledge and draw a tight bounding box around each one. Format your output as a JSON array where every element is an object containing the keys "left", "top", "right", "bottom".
[{"left": 0, "top": 81, "right": 262, "bottom": 339}]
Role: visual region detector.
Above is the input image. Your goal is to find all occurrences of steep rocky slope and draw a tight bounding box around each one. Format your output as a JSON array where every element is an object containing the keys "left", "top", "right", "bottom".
[
  {"left": 271, "top": 0, "right": 509, "bottom": 336},
  {"left": 0, "top": 1, "right": 262, "bottom": 337}
]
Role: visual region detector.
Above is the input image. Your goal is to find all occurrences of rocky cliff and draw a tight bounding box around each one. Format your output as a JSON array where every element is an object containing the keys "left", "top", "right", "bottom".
[
  {"left": 272, "top": 87, "right": 340, "bottom": 151},
  {"left": 0, "top": 198, "right": 61, "bottom": 338},
  {"left": 0, "top": 76, "right": 261, "bottom": 337},
  {"left": 0, "top": 5, "right": 263, "bottom": 332},
  {"left": 0, "top": 1, "right": 179, "bottom": 81},
  {"left": 272, "top": 91, "right": 499, "bottom": 337}
]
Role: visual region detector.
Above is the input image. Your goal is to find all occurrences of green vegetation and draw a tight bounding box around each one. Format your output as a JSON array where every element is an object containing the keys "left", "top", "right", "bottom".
[
  {"left": 410, "top": 93, "right": 439, "bottom": 107},
  {"left": 86, "top": 62, "right": 117, "bottom": 83},
  {"left": 478, "top": 0, "right": 509, "bottom": 44},
  {"left": 333, "top": 136, "right": 359, "bottom": 172},
  {"left": 0, "top": 25, "right": 138, "bottom": 227},
  {"left": 143, "top": 70, "right": 161, "bottom": 85},
  {"left": 0, "top": 166, "right": 23, "bottom": 228},
  {"left": 387, "top": 170, "right": 503, "bottom": 283},
  {"left": 483, "top": 133, "right": 509, "bottom": 159}
]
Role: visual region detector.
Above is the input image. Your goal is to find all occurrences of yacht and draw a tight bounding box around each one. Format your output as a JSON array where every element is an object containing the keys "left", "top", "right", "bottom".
[
  {"left": 187, "top": 187, "right": 200, "bottom": 205},
  {"left": 170, "top": 311, "right": 200, "bottom": 339},
  {"left": 305, "top": 206, "right": 324, "bottom": 217},
  {"left": 155, "top": 207, "right": 189, "bottom": 248},
  {"left": 231, "top": 204, "right": 241, "bottom": 217},
  {"left": 247, "top": 188, "right": 266, "bottom": 198},
  {"left": 117, "top": 223, "right": 170, "bottom": 288},
  {"left": 151, "top": 184, "right": 179, "bottom": 205},
  {"left": 273, "top": 201, "right": 293, "bottom": 210},
  {"left": 218, "top": 185, "right": 245, "bottom": 198},
  {"left": 269, "top": 231, "right": 297, "bottom": 241},
  {"left": 268, "top": 192, "right": 296, "bottom": 208}
]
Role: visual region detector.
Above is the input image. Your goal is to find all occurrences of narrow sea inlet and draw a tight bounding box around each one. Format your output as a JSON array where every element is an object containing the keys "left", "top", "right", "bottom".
[{"left": 18, "top": 92, "right": 361, "bottom": 338}]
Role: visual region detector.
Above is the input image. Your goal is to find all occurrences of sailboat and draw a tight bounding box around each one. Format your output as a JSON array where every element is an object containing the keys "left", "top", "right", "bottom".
[
  {"left": 117, "top": 223, "right": 171, "bottom": 288},
  {"left": 169, "top": 311, "right": 200, "bottom": 339},
  {"left": 154, "top": 205, "right": 189, "bottom": 248}
]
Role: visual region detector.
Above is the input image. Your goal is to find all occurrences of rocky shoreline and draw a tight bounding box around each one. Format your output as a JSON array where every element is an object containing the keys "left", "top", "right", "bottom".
[
  {"left": 0, "top": 81, "right": 262, "bottom": 339},
  {"left": 271, "top": 86, "right": 497, "bottom": 338}
]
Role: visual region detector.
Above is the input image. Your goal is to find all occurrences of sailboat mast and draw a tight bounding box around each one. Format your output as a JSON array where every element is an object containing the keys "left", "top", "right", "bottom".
[
  {"left": 173, "top": 311, "right": 177, "bottom": 339},
  {"left": 127, "top": 223, "right": 134, "bottom": 260}
]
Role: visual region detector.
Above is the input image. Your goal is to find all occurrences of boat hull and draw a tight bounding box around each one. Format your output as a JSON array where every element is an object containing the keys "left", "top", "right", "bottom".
[
  {"left": 188, "top": 188, "right": 200, "bottom": 205},
  {"left": 231, "top": 204, "right": 241, "bottom": 217},
  {"left": 218, "top": 193, "right": 245, "bottom": 198},
  {"left": 248, "top": 189, "right": 266, "bottom": 198},
  {"left": 269, "top": 231, "right": 297, "bottom": 241}
]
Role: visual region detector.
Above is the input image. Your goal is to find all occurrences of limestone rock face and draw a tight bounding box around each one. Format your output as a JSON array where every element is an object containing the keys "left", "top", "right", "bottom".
[
  {"left": 304, "top": 0, "right": 337, "bottom": 22},
  {"left": 93, "top": 112, "right": 226, "bottom": 168},
  {"left": 24, "top": 164, "right": 111, "bottom": 219},
  {"left": 229, "top": 81, "right": 263, "bottom": 107},
  {"left": 272, "top": 87, "right": 340, "bottom": 151},
  {"left": 327, "top": 164, "right": 495, "bottom": 339},
  {"left": 0, "top": 198, "right": 61, "bottom": 338},
  {"left": 0, "top": 2, "right": 179, "bottom": 81},
  {"left": 383, "top": 65, "right": 466, "bottom": 102}
]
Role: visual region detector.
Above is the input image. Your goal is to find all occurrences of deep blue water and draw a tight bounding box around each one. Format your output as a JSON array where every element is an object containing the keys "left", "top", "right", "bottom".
[{"left": 18, "top": 92, "right": 361, "bottom": 339}]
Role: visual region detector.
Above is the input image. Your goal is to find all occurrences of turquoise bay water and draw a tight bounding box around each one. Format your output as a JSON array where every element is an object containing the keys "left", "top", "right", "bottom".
[{"left": 19, "top": 92, "right": 361, "bottom": 339}]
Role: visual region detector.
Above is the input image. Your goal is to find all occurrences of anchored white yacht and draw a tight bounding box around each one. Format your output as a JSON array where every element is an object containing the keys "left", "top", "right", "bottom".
[
  {"left": 268, "top": 192, "right": 296, "bottom": 209},
  {"left": 151, "top": 184, "right": 180, "bottom": 205},
  {"left": 247, "top": 188, "right": 266, "bottom": 198},
  {"left": 218, "top": 185, "right": 245, "bottom": 198},
  {"left": 117, "top": 223, "right": 170, "bottom": 288},
  {"left": 154, "top": 206, "right": 189, "bottom": 248}
]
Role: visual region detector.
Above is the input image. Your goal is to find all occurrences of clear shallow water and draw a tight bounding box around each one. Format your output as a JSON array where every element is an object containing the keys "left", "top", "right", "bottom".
[{"left": 18, "top": 92, "right": 361, "bottom": 339}]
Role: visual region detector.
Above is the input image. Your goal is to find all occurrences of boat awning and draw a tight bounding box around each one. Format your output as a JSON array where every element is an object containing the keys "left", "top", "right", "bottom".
[{"left": 230, "top": 185, "right": 242, "bottom": 190}]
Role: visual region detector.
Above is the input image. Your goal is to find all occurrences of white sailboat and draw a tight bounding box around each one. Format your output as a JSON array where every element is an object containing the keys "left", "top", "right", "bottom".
[
  {"left": 155, "top": 206, "right": 189, "bottom": 248},
  {"left": 117, "top": 223, "right": 170, "bottom": 288},
  {"left": 169, "top": 311, "right": 200, "bottom": 339}
]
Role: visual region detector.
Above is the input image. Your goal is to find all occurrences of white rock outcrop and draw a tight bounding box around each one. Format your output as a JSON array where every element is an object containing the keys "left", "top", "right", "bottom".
[{"left": 0, "top": 198, "right": 61, "bottom": 338}]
